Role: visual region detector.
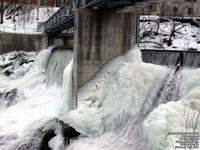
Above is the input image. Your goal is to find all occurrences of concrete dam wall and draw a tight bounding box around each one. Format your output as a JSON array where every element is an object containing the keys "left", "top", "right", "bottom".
[
  {"left": 141, "top": 49, "right": 200, "bottom": 67},
  {"left": 0, "top": 33, "right": 45, "bottom": 55}
]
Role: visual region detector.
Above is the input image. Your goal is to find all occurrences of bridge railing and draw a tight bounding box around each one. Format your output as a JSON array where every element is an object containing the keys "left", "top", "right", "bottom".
[
  {"left": 44, "top": 0, "right": 166, "bottom": 32},
  {"left": 44, "top": 0, "right": 93, "bottom": 32},
  {"left": 0, "top": 26, "right": 41, "bottom": 34}
]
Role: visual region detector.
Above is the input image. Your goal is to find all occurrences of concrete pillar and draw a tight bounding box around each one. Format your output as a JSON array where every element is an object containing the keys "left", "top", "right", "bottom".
[{"left": 73, "top": 8, "right": 139, "bottom": 104}]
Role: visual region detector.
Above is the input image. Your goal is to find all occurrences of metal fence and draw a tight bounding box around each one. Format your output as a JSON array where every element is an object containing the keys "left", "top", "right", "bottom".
[{"left": 0, "top": 26, "right": 42, "bottom": 35}]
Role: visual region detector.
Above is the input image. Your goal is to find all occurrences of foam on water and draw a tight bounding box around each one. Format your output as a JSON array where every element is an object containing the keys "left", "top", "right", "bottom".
[
  {"left": 1, "top": 46, "right": 200, "bottom": 150},
  {"left": 0, "top": 47, "right": 60, "bottom": 150},
  {"left": 49, "top": 58, "right": 74, "bottom": 150},
  {"left": 52, "top": 47, "right": 172, "bottom": 150},
  {"left": 46, "top": 49, "right": 73, "bottom": 87},
  {"left": 59, "top": 47, "right": 200, "bottom": 150},
  {"left": 49, "top": 124, "right": 65, "bottom": 150},
  {"left": 58, "top": 59, "right": 74, "bottom": 117}
]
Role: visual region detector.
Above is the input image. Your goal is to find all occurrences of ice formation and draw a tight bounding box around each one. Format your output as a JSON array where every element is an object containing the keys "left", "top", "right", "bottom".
[
  {"left": 1, "top": 46, "right": 200, "bottom": 150},
  {"left": 60, "top": 47, "right": 200, "bottom": 150},
  {"left": 144, "top": 68, "right": 200, "bottom": 150},
  {"left": 51, "top": 48, "right": 170, "bottom": 150},
  {"left": 58, "top": 59, "right": 74, "bottom": 117},
  {"left": 46, "top": 49, "right": 73, "bottom": 87},
  {"left": 0, "top": 47, "right": 59, "bottom": 150},
  {"left": 0, "top": 51, "right": 36, "bottom": 76}
]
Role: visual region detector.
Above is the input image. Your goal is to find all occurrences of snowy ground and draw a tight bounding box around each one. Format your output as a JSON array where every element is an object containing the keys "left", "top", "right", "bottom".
[
  {"left": 0, "top": 7, "right": 58, "bottom": 34},
  {"left": 139, "top": 15, "right": 200, "bottom": 51}
]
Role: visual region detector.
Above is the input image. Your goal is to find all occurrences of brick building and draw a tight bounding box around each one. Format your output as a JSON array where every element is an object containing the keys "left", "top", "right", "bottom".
[
  {"left": 157, "top": 0, "right": 200, "bottom": 17},
  {"left": 140, "top": 0, "right": 200, "bottom": 17}
]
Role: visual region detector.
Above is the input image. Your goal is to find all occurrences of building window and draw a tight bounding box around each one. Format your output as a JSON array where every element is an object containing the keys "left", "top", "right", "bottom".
[
  {"left": 149, "top": 5, "right": 153, "bottom": 11},
  {"left": 188, "top": 7, "right": 193, "bottom": 15},
  {"left": 40, "top": 0, "right": 46, "bottom": 6}
]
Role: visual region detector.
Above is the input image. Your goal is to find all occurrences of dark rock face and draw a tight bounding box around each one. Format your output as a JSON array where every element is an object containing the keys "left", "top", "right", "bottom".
[
  {"left": 39, "top": 120, "right": 81, "bottom": 149},
  {"left": 60, "top": 121, "right": 81, "bottom": 145},
  {"left": 0, "top": 87, "right": 24, "bottom": 108},
  {"left": 40, "top": 130, "right": 56, "bottom": 150},
  {"left": 0, "top": 51, "right": 36, "bottom": 76}
]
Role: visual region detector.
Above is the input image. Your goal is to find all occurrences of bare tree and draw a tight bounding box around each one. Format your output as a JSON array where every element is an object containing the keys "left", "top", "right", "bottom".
[
  {"left": 139, "top": 1, "right": 188, "bottom": 48},
  {"left": 167, "top": 20, "right": 186, "bottom": 46},
  {"left": 182, "top": 100, "right": 200, "bottom": 133}
]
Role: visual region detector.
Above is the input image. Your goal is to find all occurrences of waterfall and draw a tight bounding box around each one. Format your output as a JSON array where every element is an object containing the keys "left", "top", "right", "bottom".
[
  {"left": 46, "top": 48, "right": 73, "bottom": 87},
  {"left": 141, "top": 50, "right": 181, "bottom": 66},
  {"left": 49, "top": 123, "right": 65, "bottom": 150},
  {"left": 49, "top": 59, "right": 74, "bottom": 150},
  {"left": 151, "top": 67, "right": 183, "bottom": 106},
  {"left": 184, "top": 51, "right": 200, "bottom": 67},
  {"left": 1, "top": 47, "right": 200, "bottom": 150},
  {"left": 0, "top": 47, "right": 60, "bottom": 150},
  {"left": 141, "top": 50, "right": 200, "bottom": 68},
  {"left": 58, "top": 59, "right": 74, "bottom": 117},
  {"left": 64, "top": 65, "right": 185, "bottom": 150}
]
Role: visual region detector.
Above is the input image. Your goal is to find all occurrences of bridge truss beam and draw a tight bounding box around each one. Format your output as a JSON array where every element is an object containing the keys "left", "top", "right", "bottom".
[{"left": 44, "top": 0, "right": 164, "bottom": 33}]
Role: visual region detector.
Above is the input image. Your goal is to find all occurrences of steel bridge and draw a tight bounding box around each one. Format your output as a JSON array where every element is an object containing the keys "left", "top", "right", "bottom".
[{"left": 44, "top": 0, "right": 164, "bottom": 33}]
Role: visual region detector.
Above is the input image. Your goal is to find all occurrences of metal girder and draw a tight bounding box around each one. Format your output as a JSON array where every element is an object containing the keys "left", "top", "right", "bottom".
[
  {"left": 44, "top": 0, "right": 81, "bottom": 33},
  {"left": 44, "top": 0, "right": 166, "bottom": 33},
  {"left": 86, "top": 0, "right": 166, "bottom": 8}
]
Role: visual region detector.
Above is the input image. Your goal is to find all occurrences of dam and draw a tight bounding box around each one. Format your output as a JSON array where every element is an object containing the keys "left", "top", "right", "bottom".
[{"left": 1, "top": 0, "right": 200, "bottom": 150}]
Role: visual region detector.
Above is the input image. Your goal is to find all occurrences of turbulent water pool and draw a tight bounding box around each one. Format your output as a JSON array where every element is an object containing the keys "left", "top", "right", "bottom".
[{"left": 0, "top": 47, "right": 200, "bottom": 150}]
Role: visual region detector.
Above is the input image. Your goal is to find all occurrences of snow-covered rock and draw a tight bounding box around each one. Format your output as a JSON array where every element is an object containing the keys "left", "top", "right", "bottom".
[{"left": 0, "top": 51, "right": 36, "bottom": 76}]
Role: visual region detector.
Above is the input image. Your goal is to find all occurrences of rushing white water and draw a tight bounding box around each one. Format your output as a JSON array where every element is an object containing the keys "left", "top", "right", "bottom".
[
  {"left": 58, "top": 48, "right": 200, "bottom": 150},
  {"left": 49, "top": 58, "right": 74, "bottom": 150},
  {"left": 144, "top": 68, "right": 200, "bottom": 150},
  {"left": 1, "top": 46, "right": 200, "bottom": 150},
  {"left": 54, "top": 48, "right": 172, "bottom": 150},
  {"left": 62, "top": 48, "right": 166, "bottom": 134},
  {"left": 0, "top": 47, "right": 60, "bottom": 150},
  {"left": 46, "top": 49, "right": 73, "bottom": 87},
  {"left": 49, "top": 124, "right": 65, "bottom": 150},
  {"left": 59, "top": 59, "right": 74, "bottom": 117}
]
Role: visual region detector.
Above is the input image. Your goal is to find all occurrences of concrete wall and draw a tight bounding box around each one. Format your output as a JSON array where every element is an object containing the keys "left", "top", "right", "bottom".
[
  {"left": 0, "top": 33, "right": 45, "bottom": 54},
  {"left": 73, "top": 8, "right": 139, "bottom": 93},
  {"left": 0, "top": 32, "right": 74, "bottom": 55}
]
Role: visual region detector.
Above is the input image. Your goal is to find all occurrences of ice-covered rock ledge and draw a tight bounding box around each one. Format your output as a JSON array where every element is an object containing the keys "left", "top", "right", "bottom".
[
  {"left": 0, "top": 51, "right": 36, "bottom": 76},
  {"left": 144, "top": 68, "right": 200, "bottom": 150}
]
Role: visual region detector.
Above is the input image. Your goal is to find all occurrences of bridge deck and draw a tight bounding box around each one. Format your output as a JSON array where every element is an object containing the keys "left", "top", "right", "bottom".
[{"left": 44, "top": 0, "right": 163, "bottom": 33}]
